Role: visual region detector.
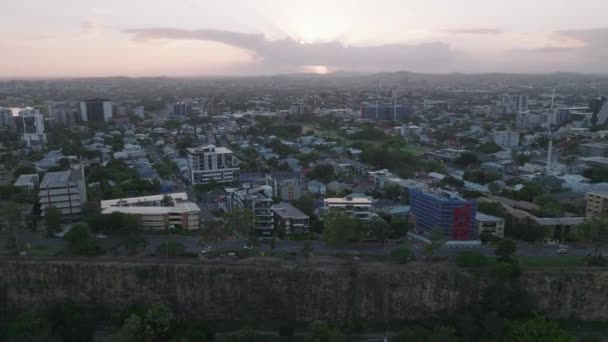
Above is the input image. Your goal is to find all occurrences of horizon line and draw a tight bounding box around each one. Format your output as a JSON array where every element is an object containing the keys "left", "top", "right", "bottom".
[{"left": 1, "top": 70, "right": 607, "bottom": 81}]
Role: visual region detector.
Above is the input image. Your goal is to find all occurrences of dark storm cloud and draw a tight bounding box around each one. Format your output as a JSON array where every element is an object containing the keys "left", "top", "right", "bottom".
[
  {"left": 446, "top": 28, "right": 504, "bottom": 35},
  {"left": 124, "top": 27, "right": 456, "bottom": 71}
]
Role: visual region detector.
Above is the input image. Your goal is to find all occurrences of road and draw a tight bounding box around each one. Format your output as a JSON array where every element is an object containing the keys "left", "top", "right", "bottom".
[{"left": 1, "top": 228, "right": 593, "bottom": 259}]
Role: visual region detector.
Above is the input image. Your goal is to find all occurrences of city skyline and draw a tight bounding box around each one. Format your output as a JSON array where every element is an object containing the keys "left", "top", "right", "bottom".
[{"left": 3, "top": 0, "right": 608, "bottom": 77}]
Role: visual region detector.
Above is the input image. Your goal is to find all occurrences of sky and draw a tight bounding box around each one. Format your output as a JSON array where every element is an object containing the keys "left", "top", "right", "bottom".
[{"left": 2, "top": 0, "right": 608, "bottom": 77}]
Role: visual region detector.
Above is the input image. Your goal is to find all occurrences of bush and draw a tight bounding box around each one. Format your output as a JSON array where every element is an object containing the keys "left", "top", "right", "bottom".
[
  {"left": 391, "top": 247, "right": 416, "bottom": 264},
  {"left": 456, "top": 251, "right": 488, "bottom": 267}
]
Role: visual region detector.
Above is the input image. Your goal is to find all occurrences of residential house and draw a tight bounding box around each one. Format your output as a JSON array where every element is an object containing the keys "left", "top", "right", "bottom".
[{"left": 308, "top": 180, "right": 327, "bottom": 195}]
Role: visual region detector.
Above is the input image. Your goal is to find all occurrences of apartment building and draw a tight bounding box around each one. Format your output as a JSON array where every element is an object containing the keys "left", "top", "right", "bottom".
[
  {"left": 475, "top": 212, "right": 505, "bottom": 238},
  {"left": 271, "top": 202, "right": 310, "bottom": 235},
  {"left": 323, "top": 197, "right": 373, "bottom": 221},
  {"left": 586, "top": 189, "right": 608, "bottom": 217},
  {"left": 187, "top": 145, "right": 240, "bottom": 185},
  {"left": 409, "top": 189, "right": 477, "bottom": 240},
  {"left": 223, "top": 185, "right": 274, "bottom": 237}
]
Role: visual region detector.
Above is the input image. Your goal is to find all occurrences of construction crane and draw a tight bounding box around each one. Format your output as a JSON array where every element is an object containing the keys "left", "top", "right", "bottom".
[{"left": 545, "top": 81, "right": 558, "bottom": 175}]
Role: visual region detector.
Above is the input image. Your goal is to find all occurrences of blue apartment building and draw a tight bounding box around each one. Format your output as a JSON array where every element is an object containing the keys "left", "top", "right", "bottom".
[{"left": 410, "top": 189, "right": 477, "bottom": 240}]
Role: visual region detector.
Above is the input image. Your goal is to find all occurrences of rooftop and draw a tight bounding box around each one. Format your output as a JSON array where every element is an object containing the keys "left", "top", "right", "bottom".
[
  {"left": 101, "top": 192, "right": 189, "bottom": 209},
  {"left": 187, "top": 145, "right": 232, "bottom": 154},
  {"left": 39, "top": 171, "right": 71, "bottom": 188},
  {"left": 324, "top": 197, "right": 372, "bottom": 205},
  {"left": 476, "top": 212, "right": 504, "bottom": 222},
  {"left": 101, "top": 201, "right": 199, "bottom": 215},
  {"left": 271, "top": 202, "right": 309, "bottom": 219},
  {"left": 14, "top": 174, "right": 38, "bottom": 187}
]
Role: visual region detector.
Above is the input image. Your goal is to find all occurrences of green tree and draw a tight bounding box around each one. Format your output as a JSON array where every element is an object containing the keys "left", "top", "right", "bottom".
[
  {"left": 307, "top": 164, "right": 334, "bottom": 182},
  {"left": 142, "top": 303, "right": 176, "bottom": 341},
  {"left": 384, "top": 184, "right": 401, "bottom": 200},
  {"left": 65, "top": 223, "right": 105, "bottom": 256},
  {"left": 476, "top": 142, "right": 502, "bottom": 154},
  {"left": 293, "top": 194, "right": 315, "bottom": 216},
  {"left": 391, "top": 247, "right": 415, "bottom": 264},
  {"left": 199, "top": 219, "right": 227, "bottom": 247},
  {"left": 370, "top": 217, "right": 389, "bottom": 245},
  {"left": 495, "top": 239, "right": 517, "bottom": 262},
  {"left": 454, "top": 152, "right": 479, "bottom": 168},
  {"left": 577, "top": 215, "right": 608, "bottom": 261},
  {"left": 123, "top": 234, "right": 150, "bottom": 256},
  {"left": 322, "top": 209, "right": 362, "bottom": 247},
  {"left": 390, "top": 216, "right": 409, "bottom": 238},
  {"left": 424, "top": 229, "right": 446, "bottom": 260},
  {"left": 456, "top": 250, "right": 488, "bottom": 267},
  {"left": 503, "top": 315, "right": 576, "bottom": 342},
  {"left": 223, "top": 208, "right": 253, "bottom": 237},
  {"left": 44, "top": 206, "right": 62, "bottom": 233}
]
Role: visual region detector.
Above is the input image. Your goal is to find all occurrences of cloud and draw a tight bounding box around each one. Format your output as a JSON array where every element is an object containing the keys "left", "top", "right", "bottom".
[
  {"left": 506, "top": 28, "right": 608, "bottom": 73},
  {"left": 81, "top": 19, "right": 104, "bottom": 34},
  {"left": 446, "top": 28, "right": 504, "bottom": 35},
  {"left": 124, "top": 27, "right": 456, "bottom": 72}
]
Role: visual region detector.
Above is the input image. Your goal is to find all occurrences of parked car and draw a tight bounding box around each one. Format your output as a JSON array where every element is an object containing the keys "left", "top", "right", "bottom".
[
  {"left": 201, "top": 246, "right": 213, "bottom": 254},
  {"left": 53, "top": 232, "right": 65, "bottom": 238},
  {"left": 557, "top": 248, "right": 568, "bottom": 254},
  {"left": 95, "top": 234, "right": 108, "bottom": 239}
]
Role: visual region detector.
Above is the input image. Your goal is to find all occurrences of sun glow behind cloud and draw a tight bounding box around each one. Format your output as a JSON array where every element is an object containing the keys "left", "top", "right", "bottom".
[
  {"left": 301, "top": 65, "right": 330, "bottom": 74},
  {"left": 269, "top": 0, "right": 359, "bottom": 44}
]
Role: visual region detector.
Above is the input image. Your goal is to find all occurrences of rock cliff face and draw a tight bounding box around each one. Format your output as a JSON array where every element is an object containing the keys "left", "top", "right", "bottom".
[{"left": 0, "top": 259, "right": 606, "bottom": 321}]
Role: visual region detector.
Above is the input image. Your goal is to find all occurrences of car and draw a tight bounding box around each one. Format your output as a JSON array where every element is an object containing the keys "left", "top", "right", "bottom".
[
  {"left": 95, "top": 234, "right": 108, "bottom": 239},
  {"left": 201, "top": 246, "right": 213, "bottom": 254},
  {"left": 243, "top": 245, "right": 252, "bottom": 250},
  {"left": 53, "top": 232, "right": 65, "bottom": 238},
  {"left": 558, "top": 244, "right": 569, "bottom": 249},
  {"left": 557, "top": 248, "right": 568, "bottom": 254}
]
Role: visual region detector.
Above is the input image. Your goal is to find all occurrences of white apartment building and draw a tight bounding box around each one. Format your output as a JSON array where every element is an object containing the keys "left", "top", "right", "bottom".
[
  {"left": 101, "top": 192, "right": 200, "bottom": 230},
  {"left": 14, "top": 107, "right": 46, "bottom": 147},
  {"left": 223, "top": 185, "right": 274, "bottom": 237},
  {"left": 492, "top": 131, "right": 520, "bottom": 148},
  {"left": 323, "top": 197, "right": 373, "bottom": 221},
  {"left": 38, "top": 166, "right": 87, "bottom": 217},
  {"left": 187, "top": 145, "right": 239, "bottom": 185},
  {"left": 394, "top": 125, "right": 423, "bottom": 137}
]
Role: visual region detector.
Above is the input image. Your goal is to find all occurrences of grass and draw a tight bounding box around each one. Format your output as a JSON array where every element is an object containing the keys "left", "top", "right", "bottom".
[{"left": 518, "top": 255, "right": 585, "bottom": 267}]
